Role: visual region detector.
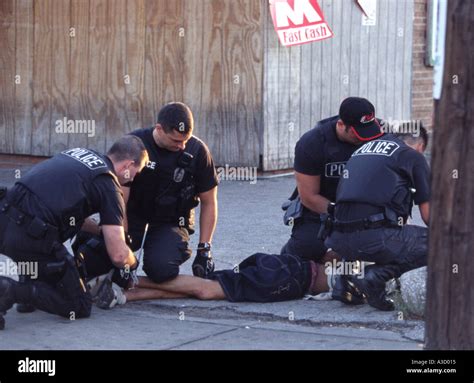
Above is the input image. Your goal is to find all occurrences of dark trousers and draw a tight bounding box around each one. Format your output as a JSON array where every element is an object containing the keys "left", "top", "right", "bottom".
[
  {"left": 128, "top": 215, "right": 192, "bottom": 283},
  {"left": 325, "top": 225, "right": 428, "bottom": 276},
  {"left": 280, "top": 216, "right": 327, "bottom": 262},
  {"left": 0, "top": 212, "right": 91, "bottom": 318},
  {"left": 211, "top": 253, "right": 311, "bottom": 302}
]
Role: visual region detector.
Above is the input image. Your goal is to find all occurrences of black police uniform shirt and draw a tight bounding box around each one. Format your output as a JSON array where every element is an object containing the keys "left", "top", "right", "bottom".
[
  {"left": 11, "top": 148, "right": 125, "bottom": 241},
  {"left": 335, "top": 134, "right": 431, "bottom": 221},
  {"left": 294, "top": 116, "right": 362, "bottom": 208},
  {"left": 127, "top": 128, "right": 218, "bottom": 227}
]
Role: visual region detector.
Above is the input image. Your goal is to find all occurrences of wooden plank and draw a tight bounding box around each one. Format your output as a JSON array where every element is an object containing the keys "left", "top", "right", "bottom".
[
  {"left": 88, "top": 0, "right": 108, "bottom": 153},
  {"left": 183, "top": 0, "right": 205, "bottom": 138},
  {"left": 105, "top": 0, "right": 127, "bottom": 150},
  {"left": 310, "top": 18, "right": 323, "bottom": 130},
  {"left": 299, "top": 42, "right": 312, "bottom": 144},
  {"left": 143, "top": 0, "right": 165, "bottom": 131},
  {"left": 49, "top": 0, "right": 70, "bottom": 155},
  {"left": 349, "top": 0, "right": 361, "bottom": 97},
  {"left": 375, "top": 0, "right": 389, "bottom": 118},
  {"left": 275, "top": 19, "right": 291, "bottom": 169},
  {"left": 161, "top": 0, "right": 184, "bottom": 104},
  {"left": 125, "top": 0, "right": 147, "bottom": 131},
  {"left": 319, "top": 0, "right": 333, "bottom": 118},
  {"left": 393, "top": 0, "right": 406, "bottom": 120},
  {"left": 221, "top": 0, "right": 241, "bottom": 165},
  {"left": 329, "top": 0, "right": 342, "bottom": 114},
  {"left": 262, "top": 0, "right": 280, "bottom": 170},
  {"left": 200, "top": 0, "right": 225, "bottom": 164},
  {"left": 14, "top": 0, "right": 34, "bottom": 155},
  {"left": 358, "top": 7, "right": 371, "bottom": 99},
  {"left": 385, "top": 0, "right": 398, "bottom": 121},
  {"left": 285, "top": 44, "right": 301, "bottom": 169},
  {"left": 31, "top": 0, "right": 53, "bottom": 155},
  {"left": 68, "top": 0, "right": 91, "bottom": 149},
  {"left": 254, "top": 0, "right": 265, "bottom": 167},
  {"left": 339, "top": 0, "right": 352, "bottom": 101},
  {"left": 234, "top": 0, "right": 262, "bottom": 166},
  {"left": 199, "top": 0, "right": 262, "bottom": 167},
  {"left": 403, "top": 0, "right": 414, "bottom": 120},
  {"left": 0, "top": 0, "right": 16, "bottom": 153}
]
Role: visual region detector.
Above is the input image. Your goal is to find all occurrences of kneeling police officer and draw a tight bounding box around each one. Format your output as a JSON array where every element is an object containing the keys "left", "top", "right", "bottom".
[
  {"left": 123, "top": 102, "right": 218, "bottom": 283},
  {"left": 325, "top": 122, "right": 430, "bottom": 311},
  {"left": 0, "top": 136, "right": 148, "bottom": 329}
]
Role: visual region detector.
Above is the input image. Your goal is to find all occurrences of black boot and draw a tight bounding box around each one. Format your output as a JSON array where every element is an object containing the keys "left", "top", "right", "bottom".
[
  {"left": 0, "top": 276, "right": 18, "bottom": 330},
  {"left": 16, "top": 276, "right": 36, "bottom": 313},
  {"left": 348, "top": 264, "right": 400, "bottom": 311},
  {"left": 332, "top": 275, "right": 366, "bottom": 305}
]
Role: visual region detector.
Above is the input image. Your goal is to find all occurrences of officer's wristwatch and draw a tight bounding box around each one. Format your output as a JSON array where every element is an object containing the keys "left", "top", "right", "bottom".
[{"left": 197, "top": 242, "right": 212, "bottom": 253}]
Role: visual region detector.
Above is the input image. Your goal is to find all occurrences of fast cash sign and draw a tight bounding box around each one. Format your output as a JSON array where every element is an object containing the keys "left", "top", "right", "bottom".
[{"left": 270, "top": 0, "right": 333, "bottom": 47}]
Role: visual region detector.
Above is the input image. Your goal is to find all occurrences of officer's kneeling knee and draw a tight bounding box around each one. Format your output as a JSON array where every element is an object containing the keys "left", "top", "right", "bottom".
[{"left": 145, "top": 264, "right": 180, "bottom": 284}]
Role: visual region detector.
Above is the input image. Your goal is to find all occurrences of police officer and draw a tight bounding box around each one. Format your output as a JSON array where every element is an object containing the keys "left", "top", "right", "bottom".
[
  {"left": 123, "top": 102, "right": 218, "bottom": 283},
  {"left": 325, "top": 120, "right": 430, "bottom": 311},
  {"left": 281, "top": 97, "right": 385, "bottom": 302},
  {"left": 0, "top": 136, "right": 148, "bottom": 329}
]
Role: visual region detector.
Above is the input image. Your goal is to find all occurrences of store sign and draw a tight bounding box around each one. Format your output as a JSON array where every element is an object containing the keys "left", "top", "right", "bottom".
[{"left": 270, "top": 0, "right": 333, "bottom": 47}]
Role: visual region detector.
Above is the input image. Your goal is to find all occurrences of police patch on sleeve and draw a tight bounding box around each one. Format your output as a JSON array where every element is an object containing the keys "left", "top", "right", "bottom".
[
  {"left": 62, "top": 148, "right": 107, "bottom": 169},
  {"left": 352, "top": 140, "right": 400, "bottom": 157}
]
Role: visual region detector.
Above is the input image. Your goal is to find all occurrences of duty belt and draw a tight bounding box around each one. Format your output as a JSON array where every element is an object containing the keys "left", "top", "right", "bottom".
[
  {"left": 0, "top": 200, "right": 60, "bottom": 245},
  {"left": 333, "top": 213, "right": 400, "bottom": 233}
]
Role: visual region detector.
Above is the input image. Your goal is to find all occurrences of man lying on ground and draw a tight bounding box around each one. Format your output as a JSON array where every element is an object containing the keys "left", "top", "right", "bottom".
[{"left": 100, "top": 252, "right": 336, "bottom": 307}]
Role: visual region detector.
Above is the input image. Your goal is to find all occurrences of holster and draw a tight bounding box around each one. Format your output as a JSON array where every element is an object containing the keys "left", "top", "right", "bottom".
[
  {"left": 317, "top": 213, "right": 334, "bottom": 240},
  {"left": 282, "top": 195, "right": 303, "bottom": 226}
]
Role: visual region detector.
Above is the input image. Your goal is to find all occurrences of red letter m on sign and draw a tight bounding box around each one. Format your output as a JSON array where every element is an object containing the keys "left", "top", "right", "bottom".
[{"left": 270, "top": 0, "right": 333, "bottom": 47}]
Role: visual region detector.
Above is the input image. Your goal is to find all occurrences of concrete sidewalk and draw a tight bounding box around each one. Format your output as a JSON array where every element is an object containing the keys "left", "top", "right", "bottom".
[
  {"left": 0, "top": 301, "right": 423, "bottom": 350},
  {"left": 0, "top": 163, "right": 426, "bottom": 350}
]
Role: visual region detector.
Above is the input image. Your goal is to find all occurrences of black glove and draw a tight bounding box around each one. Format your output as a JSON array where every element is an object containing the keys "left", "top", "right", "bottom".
[
  {"left": 115, "top": 256, "right": 139, "bottom": 288},
  {"left": 192, "top": 243, "right": 214, "bottom": 278}
]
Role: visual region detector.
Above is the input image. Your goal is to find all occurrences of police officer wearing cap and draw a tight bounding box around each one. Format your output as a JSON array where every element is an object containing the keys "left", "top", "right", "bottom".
[
  {"left": 325, "top": 122, "right": 430, "bottom": 311},
  {"left": 281, "top": 97, "right": 383, "bottom": 258},
  {"left": 123, "top": 102, "right": 218, "bottom": 283},
  {"left": 0, "top": 136, "right": 148, "bottom": 329}
]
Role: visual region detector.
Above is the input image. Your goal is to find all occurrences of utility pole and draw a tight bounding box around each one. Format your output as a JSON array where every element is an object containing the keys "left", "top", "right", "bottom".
[{"left": 425, "top": 0, "right": 474, "bottom": 349}]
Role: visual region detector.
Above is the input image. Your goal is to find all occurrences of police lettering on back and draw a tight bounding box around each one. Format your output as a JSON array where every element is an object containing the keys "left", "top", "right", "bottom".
[
  {"left": 146, "top": 161, "right": 157, "bottom": 170},
  {"left": 62, "top": 148, "right": 106, "bottom": 170},
  {"left": 352, "top": 140, "right": 400, "bottom": 157}
]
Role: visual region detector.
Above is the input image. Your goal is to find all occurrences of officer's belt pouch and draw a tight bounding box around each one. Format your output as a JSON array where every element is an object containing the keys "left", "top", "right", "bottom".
[
  {"left": 26, "top": 217, "right": 48, "bottom": 239},
  {"left": 282, "top": 195, "right": 303, "bottom": 225},
  {"left": 86, "top": 237, "right": 102, "bottom": 250},
  {"left": 392, "top": 188, "right": 410, "bottom": 209}
]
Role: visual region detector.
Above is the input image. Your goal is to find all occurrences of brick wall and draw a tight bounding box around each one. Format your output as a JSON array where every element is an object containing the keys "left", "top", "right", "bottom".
[{"left": 412, "top": 0, "right": 435, "bottom": 130}]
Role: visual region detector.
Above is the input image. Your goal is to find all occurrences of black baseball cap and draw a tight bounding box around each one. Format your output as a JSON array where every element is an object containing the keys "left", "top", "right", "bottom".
[{"left": 339, "top": 97, "right": 383, "bottom": 141}]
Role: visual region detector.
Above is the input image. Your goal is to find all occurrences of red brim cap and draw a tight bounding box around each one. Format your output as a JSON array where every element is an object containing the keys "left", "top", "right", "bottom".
[{"left": 350, "top": 119, "right": 384, "bottom": 141}]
